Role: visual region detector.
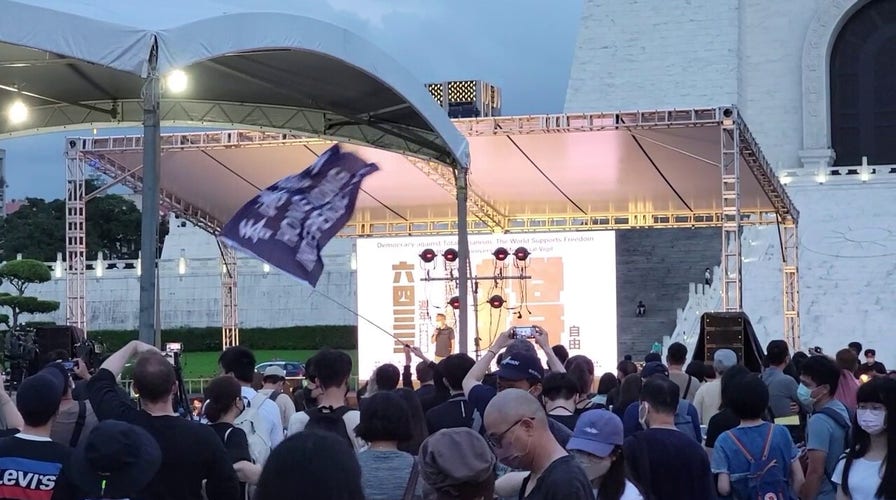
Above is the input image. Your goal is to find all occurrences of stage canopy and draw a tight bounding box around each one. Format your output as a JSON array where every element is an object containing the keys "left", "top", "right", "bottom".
[
  {"left": 78, "top": 108, "right": 799, "bottom": 236},
  {"left": 0, "top": 0, "right": 469, "bottom": 167}
]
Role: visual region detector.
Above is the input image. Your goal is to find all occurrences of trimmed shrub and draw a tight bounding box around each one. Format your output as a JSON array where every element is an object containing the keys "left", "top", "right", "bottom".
[{"left": 90, "top": 325, "right": 357, "bottom": 352}]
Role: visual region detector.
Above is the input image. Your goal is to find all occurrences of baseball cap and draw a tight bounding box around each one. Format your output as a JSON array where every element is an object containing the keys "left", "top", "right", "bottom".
[
  {"left": 69, "top": 420, "right": 162, "bottom": 499},
  {"left": 712, "top": 349, "right": 738, "bottom": 371},
  {"left": 495, "top": 352, "right": 544, "bottom": 381},
  {"left": 420, "top": 428, "right": 496, "bottom": 493},
  {"left": 566, "top": 409, "right": 624, "bottom": 458},
  {"left": 16, "top": 373, "right": 64, "bottom": 425},
  {"left": 644, "top": 352, "right": 662, "bottom": 363},
  {"left": 263, "top": 365, "right": 287, "bottom": 379},
  {"left": 641, "top": 361, "right": 669, "bottom": 379}
]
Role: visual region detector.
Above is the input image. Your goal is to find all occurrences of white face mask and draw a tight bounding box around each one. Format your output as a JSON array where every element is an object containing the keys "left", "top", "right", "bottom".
[
  {"left": 857, "top": 408, "right": 887, "bottom": 435},
  {"left": 573, "top": 452, "right": 612, "bottom": 481}
]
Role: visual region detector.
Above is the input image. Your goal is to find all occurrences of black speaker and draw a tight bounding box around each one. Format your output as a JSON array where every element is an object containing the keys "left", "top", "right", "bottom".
[
  {"left": 35, "top": 325, "right": 80, "bottom": 367},
  {"left": 694, "top": 312, "right": 764, "bottom": 372}
]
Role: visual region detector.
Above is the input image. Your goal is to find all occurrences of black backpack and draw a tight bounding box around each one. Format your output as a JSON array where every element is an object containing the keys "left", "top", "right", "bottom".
[{"left": 303, "top": 406, "right": 355, "bottom": 450}]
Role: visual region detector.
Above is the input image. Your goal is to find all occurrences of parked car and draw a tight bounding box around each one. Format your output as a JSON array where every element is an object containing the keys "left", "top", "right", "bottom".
[{"left": 255, "top": 360, "right": 305, "bottom": 378}]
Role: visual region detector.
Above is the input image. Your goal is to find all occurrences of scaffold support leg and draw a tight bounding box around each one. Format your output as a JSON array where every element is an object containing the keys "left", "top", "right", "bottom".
[
  {"left": 720, "top": 113, "right": 743, "bottom": 311},
  {"left": 782, "top": 220, "right": 801, "bottom": 350},
  {"left": 64, "top": 140, "right": 87, "bottom": 332},
  {"left": 221, "top": 245, "right": 239, "bottom": 348}
]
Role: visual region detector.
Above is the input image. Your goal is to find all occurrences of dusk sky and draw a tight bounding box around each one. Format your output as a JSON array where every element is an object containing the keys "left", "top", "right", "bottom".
[{"left": 0, "top": 0, "right": 583, "bottom": 200}]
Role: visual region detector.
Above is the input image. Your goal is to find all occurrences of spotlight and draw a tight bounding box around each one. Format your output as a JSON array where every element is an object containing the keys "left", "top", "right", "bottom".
[
  {"left": 419, "top": 248, "right": 437, "bottom": 263},
  {"left": 448, "top": 296, "right": 461, "bottom": 310},
  {"left": 513, "top": 246, "right": 530, "bottom": 261},
  {"left": 488, "top": 295, "right": 505, "bottom": 309},
  {"left": 492, "top": 247, "right": 509, "bottom": 262},
  {"left": 443, "top": 248, "right": 459, "bottom": 263},
  {"left": 7, "top": 100, "right": 28, "bottom": 124},
  {"left": 165, "top": 70, "right": 188, "bottom": 93}
]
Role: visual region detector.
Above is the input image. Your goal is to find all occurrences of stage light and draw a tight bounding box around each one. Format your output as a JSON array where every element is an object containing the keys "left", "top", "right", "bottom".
[
  {"left": 262, "top": 262, "right": 271, "bottom": 274},
  {"left": 419, "top": 248, "right": 437, "bottom": 263},
  {"left": 448, "top": 296, "right": 461, "bottom": 310},
  {"left": 95, "top": 252, "right": 104, "bottom": 278},
  {"left": 488, "top": 295, "right": 505, "bottom": 309},
  {"left": 166, "top": 70, "right": 188, "bottom": 93},
  {"left": 443, "top": 248, "right": 459, "bottom": 263},
  {"left": 54, "top": 253, "right": 63, "bottom": 279},
  {"left": 492, "top": 247, "right": 509, "bottom": 262},
  {"left": 513, "top": 246, "right": 530, "bottom": 261},
  {"left": 178, "top": 249, "right": 187, "bottom": 275},
  {"left": 7, "top": 100, "right": 27, "bottom": 124}
]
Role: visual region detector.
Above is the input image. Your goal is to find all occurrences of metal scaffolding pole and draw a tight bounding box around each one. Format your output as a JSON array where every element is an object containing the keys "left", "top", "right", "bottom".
[
  {"left": 64, "top": 140, "right": 87, "bottom": 332},
  {"left": 782, "top": 220, "right": 801, "bottom": 350},
  {"left": 221, "top": 245, "right": 239, "bottom": 348},
  {"left": 138, "top": 43, "right": 162, "bottom": 346},
  {"left": 455, "top": 166, "right": 470, "bottom": 353},
  {"left": 720, "top": 109, "right": 742, "bottom": 311}
]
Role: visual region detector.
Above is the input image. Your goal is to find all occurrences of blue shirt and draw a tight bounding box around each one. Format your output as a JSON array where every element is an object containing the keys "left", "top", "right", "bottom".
[
  {"left": 806, "top": 399, "right": 851, "bottom": 500},
  {"left": 711, "top": 422, "right": 799, "bottom": 498},
  {"left": 622, "top": 400, "right": 702, "bottom": 443}
]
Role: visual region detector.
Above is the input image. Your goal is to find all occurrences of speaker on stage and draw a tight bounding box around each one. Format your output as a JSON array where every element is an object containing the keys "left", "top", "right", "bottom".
[
  {"left": 35, "top": 325, "right": 83, "bottom": 367},
  {"left": 692, "top": 312, "right": 764, "bottom": 372}
]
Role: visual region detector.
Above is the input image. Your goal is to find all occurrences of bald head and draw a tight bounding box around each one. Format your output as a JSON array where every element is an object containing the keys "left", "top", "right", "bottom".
[{"left": 484, "top": 388, "right": 546, "bottom": 431}]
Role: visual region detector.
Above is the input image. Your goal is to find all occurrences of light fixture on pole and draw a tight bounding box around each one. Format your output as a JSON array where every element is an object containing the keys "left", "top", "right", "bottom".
[
  {"left": 262, "top": 262, "right": 271, "bottom": 274},
  {"left": 419, "top": 248, "right": 437, "bottom": 263},
  {"left": 54, "top": 253, "right": 63, "bottom": 279},
  {"left": 95, "top": 252, "right": 104, "bottom": 278},
  {"left": 513, "top": 247, "right": 530, "bottom": 261},
  {"left": 492, "top": 247, "right": 509, "bottom": 262},
  {"left": 442, "top": 248, "right": 459, "bottom": 263},
  {"left": 488, "top": 295, "right": 505, "bottom": 309},
  {"left": 447, "top": 296, "right": 461, "bottom": 310},
  {"left": 136, "top": 252, "right": 141, "bottom": 277}
]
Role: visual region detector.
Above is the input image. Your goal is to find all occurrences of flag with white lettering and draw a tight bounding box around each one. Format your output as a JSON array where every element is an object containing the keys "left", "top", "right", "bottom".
[{"left": 218, "top": 145, "right": 378, "bottom": 286}]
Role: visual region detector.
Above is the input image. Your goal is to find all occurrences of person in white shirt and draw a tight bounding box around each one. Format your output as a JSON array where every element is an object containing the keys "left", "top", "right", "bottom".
[
  {"left": 833, "top": 377, "right": 896, "bottom": 500},
  {"left": 256, "top": 366, "right": 296, "bottom": 433},
  {"left": 218, "top": 347, "right": 283, "bottom": 448},
  {"left": 693, "top": 349, "right": 737, "bottom": 424}
]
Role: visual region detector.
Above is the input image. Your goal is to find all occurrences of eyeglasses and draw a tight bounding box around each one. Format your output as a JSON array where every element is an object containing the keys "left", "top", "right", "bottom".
[{"left": 486, "top": 417, "right": 533, "bottom": 449}]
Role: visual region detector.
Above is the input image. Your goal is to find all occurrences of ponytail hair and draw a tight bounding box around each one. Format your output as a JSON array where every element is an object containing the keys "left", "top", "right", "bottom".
[{"left": 203, "top": 375, "right": 242, "bottom": 423}]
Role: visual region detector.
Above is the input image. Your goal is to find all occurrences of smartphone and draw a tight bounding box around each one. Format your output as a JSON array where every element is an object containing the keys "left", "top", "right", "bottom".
[
  {"left": 511, "top": 326, "right": 537, "bottom": 339},
  {"left": 61, "top": 360, "right": 77, "bottom": 373}
]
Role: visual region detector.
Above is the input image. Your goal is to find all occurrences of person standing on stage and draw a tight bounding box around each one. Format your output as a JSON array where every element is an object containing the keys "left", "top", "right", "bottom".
[{"left": 431, "top": 313, "right": 455, "bottom": 361}]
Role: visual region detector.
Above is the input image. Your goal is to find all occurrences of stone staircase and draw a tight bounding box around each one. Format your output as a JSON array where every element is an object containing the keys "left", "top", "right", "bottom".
[{"left": 615, "top": 227, "right": 722, "bottom": 360}]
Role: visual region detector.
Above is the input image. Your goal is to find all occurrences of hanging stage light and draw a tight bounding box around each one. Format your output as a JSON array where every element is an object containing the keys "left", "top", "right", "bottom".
[
  {"left": 443, "top": 248, "right": 459, "bottom": 263},
  {"left": 492, "top": 247, "right": 509, "bottom": 262},
  {"left": 448, "top": 296, "right": 461, "bottom": 310},
  {"left": 513, "top": 246, "right": 530, "bottom": 261},
  {"left": 488, "top": 295, "right": 505, "bottom": 309},
  {"left": 419, "top": 248, "right": 437, "bottom": 263}
]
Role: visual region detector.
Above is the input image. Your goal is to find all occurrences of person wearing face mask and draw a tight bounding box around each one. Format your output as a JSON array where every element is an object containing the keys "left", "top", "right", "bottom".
[
  {"left": 567, "top": 410, "right": 643, "bottom": 500},
  {"left": 484, "top": 389, "right": 594, "bottom": 500},
  {"left": 622, "top": 376, "right": 715, "bottom": 499},
  {"left": 798, "top": 355, "right": 852, "bottom": 500},
  {"left": 204, "top": 375, "right": 256, "bottom": 497},
  {"left": 832, "top": 377, "right": 896, "bottom": 500}
]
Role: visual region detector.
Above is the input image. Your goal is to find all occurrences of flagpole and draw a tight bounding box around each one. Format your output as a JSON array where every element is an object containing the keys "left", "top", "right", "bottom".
[{"left": 456, "top": 166, "right": 470, "bottom": 354}]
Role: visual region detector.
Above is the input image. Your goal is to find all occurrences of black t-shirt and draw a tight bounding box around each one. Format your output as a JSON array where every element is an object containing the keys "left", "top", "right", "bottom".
[
  {"left": 425, "top": 393, "right": 477, "bottom": 434},
  {"left": 0, "top": 428, "right": 19, "bottom": 438},
  {"left": 0, "top": 434, "right": 71, "bottom": 499},
  {"left": 87, "top": 368, "right": 239, "bottom": 500},
  {"left": 623, "top": 428, "right": 715, "bottom": 500},
  {"left": 210, "top": 423, "right": 251, "bottom": 500},
  {"left": 547, "top": 412, "right": 580, "bottom": 431},
  {"left": 518, "top": 455, "right": 595, "bottom": 500},
  {"left": 704, "top": 408, "right": 740, "bottom": 448}
]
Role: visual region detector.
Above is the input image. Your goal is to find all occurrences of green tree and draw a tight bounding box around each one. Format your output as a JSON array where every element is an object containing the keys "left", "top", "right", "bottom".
[
  {"left": 0, "top": 259, "right": 59, "bottom": 329},
  {"left": 0, "top": 198, "right": 65, "bottom": 262}
]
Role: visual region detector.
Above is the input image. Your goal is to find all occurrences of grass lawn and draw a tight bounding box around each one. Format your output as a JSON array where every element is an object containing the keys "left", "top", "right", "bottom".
[{"left": 178, "top": 349, "right": 359, "bottom": 379}]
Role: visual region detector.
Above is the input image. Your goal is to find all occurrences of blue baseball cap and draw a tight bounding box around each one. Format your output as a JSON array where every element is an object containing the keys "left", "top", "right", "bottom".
[
  {"left": 495, "top": 352, "right": 544, "bottom": 381},
  {"left": 641, "top": 361, "right": 669, "bottom": 379},
  {"left": 566, "top": 409, "right": 624, "bottom": 458}
]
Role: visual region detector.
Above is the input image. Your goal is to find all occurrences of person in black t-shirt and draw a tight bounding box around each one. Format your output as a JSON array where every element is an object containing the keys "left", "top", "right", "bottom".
[
  {"left": 623, "top": 377, "right": 715, "bottom": 500},
  {"left": 426, "top": 353, "right": 477, "bottom": 434},
  {"left": 0, "top": 370, "right": 72, "bottom": 499},
  {"left": 203, "top": 376, "right": 256, "bottom": 497},
  {"left": 87, "top": 340, "right": 239, "bottom": 500},
  {"left": 431, "top": 313, "right": 455, "bottom": 360},
  {"left": 862, "top": 349, "right": 888, "bottom": 375},
  {"left": 483, "top": 389, "right": 594, "bottom": 500},
  {"left": 542, "top": 372, "right": 582, "bottom": 431}
]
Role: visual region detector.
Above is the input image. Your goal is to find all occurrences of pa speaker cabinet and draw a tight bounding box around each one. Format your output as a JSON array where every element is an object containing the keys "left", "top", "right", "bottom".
[
  {"left": 35, "top": 325, "right": 77, "bottom": 366},
  {"left": 703, "top": 313, "right": 745, "bottom": 363}
]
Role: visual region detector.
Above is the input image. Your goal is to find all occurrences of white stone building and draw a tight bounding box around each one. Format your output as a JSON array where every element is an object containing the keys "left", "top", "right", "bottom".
[{"left": 566, "top": 0, "right": 896, "bottom": 362}]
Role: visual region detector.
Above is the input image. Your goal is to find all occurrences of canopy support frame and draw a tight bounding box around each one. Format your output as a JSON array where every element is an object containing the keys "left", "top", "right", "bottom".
[
  {"left": 782, "top": 219, "right": 800, "bottom": 351},
  {"left": 221, "top": 244, "right": 239, "bottom": 349},
  {"left": 64, "top": 142, "right": 86, "bottom": 333},
  {"left": 138, "top": 43, "right": 162, "bottom": 347},
  {"left": 720, "top": 112, "right": 742, "bottom": 311}
]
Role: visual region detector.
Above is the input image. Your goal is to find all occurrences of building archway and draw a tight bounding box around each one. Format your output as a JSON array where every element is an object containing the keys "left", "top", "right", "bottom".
[{"left": 830, "top": 0, "right": 896, "bottom": 166}]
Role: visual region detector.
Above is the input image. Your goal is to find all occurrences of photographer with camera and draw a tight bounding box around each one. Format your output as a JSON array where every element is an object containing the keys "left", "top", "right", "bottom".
[
  {"left": 44, "top": 352, "right": 98, "bottom": 449},
  {"left": 88, "top": 340, "right": 239, "bottom": 500}
]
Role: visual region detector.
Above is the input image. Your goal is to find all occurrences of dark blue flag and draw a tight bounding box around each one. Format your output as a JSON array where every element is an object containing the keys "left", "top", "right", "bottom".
[{"left": 218, "top": 145, "right": 378, "bottom": 286}]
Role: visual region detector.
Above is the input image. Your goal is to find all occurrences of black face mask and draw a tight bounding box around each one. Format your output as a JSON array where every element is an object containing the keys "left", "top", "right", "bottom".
[{"left": 301, "top": 386, "right": 318, "bottom": 408}]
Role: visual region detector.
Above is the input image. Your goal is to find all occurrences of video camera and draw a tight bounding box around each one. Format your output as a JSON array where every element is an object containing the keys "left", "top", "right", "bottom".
[{"left": 1, "top": 325, "right": 107, "bottom": 392}]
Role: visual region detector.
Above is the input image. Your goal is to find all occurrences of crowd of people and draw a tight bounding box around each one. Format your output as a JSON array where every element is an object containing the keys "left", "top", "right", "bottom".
[{"left": 0, "top": 331, "right": 894, "bottom": 500}]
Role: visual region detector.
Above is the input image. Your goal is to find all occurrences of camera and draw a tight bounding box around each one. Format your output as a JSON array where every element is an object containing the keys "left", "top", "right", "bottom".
[{"left": 511, "top": 326, "right": 537, "bottom": 339}]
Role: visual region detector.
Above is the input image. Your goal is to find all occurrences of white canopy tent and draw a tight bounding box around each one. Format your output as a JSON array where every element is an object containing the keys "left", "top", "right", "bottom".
[{"left": 0, "top": 0, "right": 472, "bottom": 346}]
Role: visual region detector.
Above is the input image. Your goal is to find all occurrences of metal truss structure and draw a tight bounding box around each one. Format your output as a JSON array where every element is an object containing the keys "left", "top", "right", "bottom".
[
  {"left": 221, "top": 245, "right": 239, "bottom": 349},
  {"left": 62, "top": 106, "right": 802, "bottom": 346},
  {"left": 64, "top": 141, "right": 87, "bottom": 332}
]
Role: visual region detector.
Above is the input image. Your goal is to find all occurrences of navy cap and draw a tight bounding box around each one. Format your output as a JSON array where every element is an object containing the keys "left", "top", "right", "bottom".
[
  {"left": 641, "top": 361, "right": 669, "bottom": 379},
  {"left": 495, "top": 352, "right": 544, "bottom": 381},
  {"left": 69, "top": 420, "right": 162, "bottom": 498}
]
